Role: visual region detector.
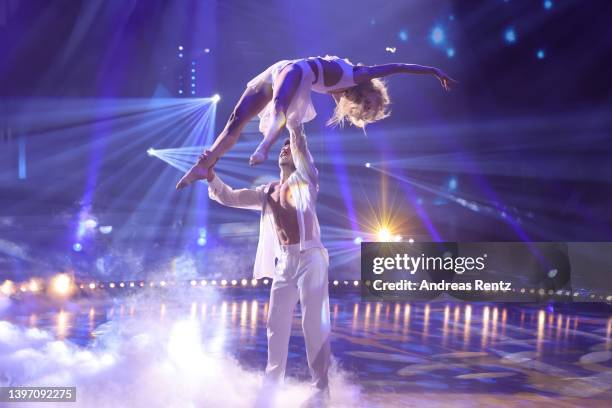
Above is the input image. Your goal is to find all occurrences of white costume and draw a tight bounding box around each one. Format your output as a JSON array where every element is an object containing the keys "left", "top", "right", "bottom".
[
  {"left": 208, "top": 124, "right": 331, "bottom": 389},
  {"left": 246, "top": 55, "right": 357, "bottom": 136}
]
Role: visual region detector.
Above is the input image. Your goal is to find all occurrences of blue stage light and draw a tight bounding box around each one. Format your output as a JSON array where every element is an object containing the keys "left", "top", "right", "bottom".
[
  {"left": 537, "top": 49, "right": 545, "bottom": 59},
  {"left": 178, "top": 90, "right": 183, "bottom": 95},
  {"left": 197, "top": 237, "right": 207, "bottom": 246},
  {"left": 448, "top": 176, "right": 458, "bottom": 190},
  {"left": 504, "top": 28, "right": 516, "bottom": 44},
  {"left": 543, "top": 0, "right": 553, "bottom": 10},
  {"left": 365, "top": 162, "right": 371, "bottom": 168},
  {"left": 191, "top": 91, "right": 195, "bottom": 95},
  {"left": 191, "top": 76, "right": 195, "bottom": 80},
  {"left": 147, "top": 148, "right": 155, "bottom": 156},
  {"left": 99, "top": 225, "right": 113, "bottom": 234},
  {"left": 73, "top": 243, "right": 82, "bottom": 252},
  {"left": 446, "top": 48, "right": 455, "bottom": 58},
  {"left": 398, "top": 30, "right": 408, "bottom": 42},
  {"left": 178, "top": 53, "right": 183, "bottom": 58},
  {"left": 212, "top": 94, "right": 221, "bottom": 102},
  {"left": 191, "top": 83, "right": 195, "bottom": 88},
  {"left": 353, "top": 237, "right": 363, "bottom": 245},
  {"left": 178, "top": 45, "right": 183, "bottom": 51},
  {"left": 191, "top": 68, "right": 195, "bottom": 73},
  {"left": 431, "top": 26, "right": 445, "bottom": 45}
]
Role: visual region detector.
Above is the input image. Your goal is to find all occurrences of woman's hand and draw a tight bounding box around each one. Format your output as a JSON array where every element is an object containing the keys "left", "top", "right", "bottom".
[{"left": 433, "top": 68, "right": 458, "bottom": 91}]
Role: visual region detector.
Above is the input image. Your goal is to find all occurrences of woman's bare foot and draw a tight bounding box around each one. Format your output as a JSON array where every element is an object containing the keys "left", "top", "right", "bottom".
[
  {"left": 249, "top": 112, "right": 287, "bottom": 166},
  {"left": 249, "top": 143, "right": 269, "bottom": 166},
  {"left": 176, "top": 154, "right": 215, "bottom": 190}
]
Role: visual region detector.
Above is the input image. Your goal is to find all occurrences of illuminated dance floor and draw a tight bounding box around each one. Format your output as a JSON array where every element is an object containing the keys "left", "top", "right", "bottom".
[{"left": 3, "top": 289, "right": 611, "bottom": 407}]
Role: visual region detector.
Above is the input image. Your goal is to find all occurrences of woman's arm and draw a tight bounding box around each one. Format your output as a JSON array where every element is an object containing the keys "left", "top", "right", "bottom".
[{"left": 354, "top": 63, "right": 457, "bottom": 91}]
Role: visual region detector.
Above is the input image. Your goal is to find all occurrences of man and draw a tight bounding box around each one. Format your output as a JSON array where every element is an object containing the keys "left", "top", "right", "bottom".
[{"left": 200, "top": 122, "right": 331, "bottom": 397}]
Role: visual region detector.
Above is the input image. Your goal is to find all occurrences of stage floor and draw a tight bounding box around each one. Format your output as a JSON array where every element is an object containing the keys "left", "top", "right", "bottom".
[{"left": 2, "top": 290, "right": 611, "bottom": 407}]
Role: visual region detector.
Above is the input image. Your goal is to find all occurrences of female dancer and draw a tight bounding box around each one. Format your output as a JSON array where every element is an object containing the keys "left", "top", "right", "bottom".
[{"left": 176, "top": 55, "right": 456, "bottom": 189}]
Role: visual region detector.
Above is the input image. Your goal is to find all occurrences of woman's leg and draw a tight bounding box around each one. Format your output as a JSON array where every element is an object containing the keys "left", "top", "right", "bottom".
[
  {"left": 176, "top": 84, "right": 272, "bottom": 189},
  {"left": 249, "top": 64, "right": 303, "bottom": 165}
]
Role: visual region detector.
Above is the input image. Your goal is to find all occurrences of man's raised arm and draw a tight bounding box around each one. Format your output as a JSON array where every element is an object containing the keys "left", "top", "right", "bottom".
[
  {"left": 208, "top": 171, "right": 266, "bottom": 211},
  {"left": 288, "top": 123, "right": 318, "bottom": 187}
]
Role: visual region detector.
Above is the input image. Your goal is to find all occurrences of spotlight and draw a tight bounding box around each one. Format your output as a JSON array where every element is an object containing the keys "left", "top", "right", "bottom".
[
  {"left": 333, "top": 280, "right": 339, "bottom": 286},
  {"left": 197, "top": 237, "right": 207, "bottom": 246},
  {"left": 504, "top": 28, "right": 516, "bottom": 44},
  {"left": 178, "top": 53, "right": 183, "bottom": 58},
  {"left": 190, "top": 280, "right": 197, "bottom": 286},
  {"left": 129, "top": 282, "right": 135, "bottom": 288},
  {"left": 241, "top": 279, "right": 248, "bottom": 286},
  {"left": 365, "top": 162, "right": 371, "bottom": 168},
  {"left": 263, "top": 279, "right": 269, "bottom": 285},
  {"left": 109, "top": 282, "right": 115, "bottom": 288},
  {"left": 178, "top": 45, "right": 184, "bottom": 51},
  {"left": 394, "top": 235, "right": 402, "bottom": 242},
  {"left": 51, "top": 273, "right": 73, "bottom": 296},
  {"left": 211, "top": 94, "right": 221, "bottom": 103},
  {"left": 431, "top": 26, "right": 445, "bottom": 45},
  {"left": 353, "top": 281, "right": 359, "bottom": 286},
  {"left": 376, "top": 228, "right": 392, "bottom": 242},
  {"left": 204, "top": 48, "right": 210, "bottom": 53},
  {"left": 72, "top": 243, "right": 83, "bottom": 252},
  {"left": 99, "top": 225, "right": 113, "bottom": 234},
  {"left": 353, "top": 237, "right": 363, "bottom": 245},
  {"left": 201, "top": 280, "right": 207, "bottom": 286},
  {"left": 221, "top": 279, "right": 228, "bottom": 286},
  {"left": 84, "top": 219, "right": 98, "bottom": 229},
  {"left": 1, "top": 280, "right": 15, "bottom": 296},
  {"left": 398, "top": 30, "right": 408, "bottom": 42},
  {"left": 543, "top": 0, "right": 553, "bottom": 9},
  {"left": 446, "top": 48, "right": 455, "bottom": 58},
  {"left": 28, "top": 279, "right": 40, "bottom": 293},
  {"left": 251, "top": 279, "right": 258, "bottom": 286},
  {"left": 537, "top": 49, "right": 545, "bottom": 59},
  {"left": 231, "top": 279, "right": 238, "bottom": 286},
  {"left": 119, "top": 282, "right": 125, "bottom": 288},
  {"left": 147, "top": 148, "right": 156, "bottom": 156},
  {"left": 160, "top": 280, "right": 167, "bottom": 287},
  {"left": 408, "top": 238, "right": 415, "bottom": 243},
  {"left": 448, "top": 176, "right": 458, "bottom": 190},
  {"left": 89, "top": 282, "right": 96, "bottom": 290}
]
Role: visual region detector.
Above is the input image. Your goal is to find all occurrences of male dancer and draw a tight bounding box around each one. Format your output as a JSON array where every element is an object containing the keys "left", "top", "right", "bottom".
[{"left": 201, "top": 122, "right": 331, "bottom": 398}]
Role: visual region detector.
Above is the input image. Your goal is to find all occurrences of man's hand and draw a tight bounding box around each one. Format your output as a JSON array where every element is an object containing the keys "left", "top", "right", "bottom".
[
  {"left": 433, "top": 68, "right": 458, "bottom": 91},
  {"left": 198, "top": 150, "right": 216, "bottom": 182}
]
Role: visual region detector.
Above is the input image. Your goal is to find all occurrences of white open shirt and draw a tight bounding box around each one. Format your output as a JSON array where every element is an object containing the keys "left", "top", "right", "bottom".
[{"left": 208, "top": 123, "right": 328, "bottom": 279}]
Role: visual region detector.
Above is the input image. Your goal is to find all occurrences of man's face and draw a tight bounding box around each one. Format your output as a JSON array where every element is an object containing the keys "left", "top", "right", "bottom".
[{"left": 278, "top": 138, "right": 294, "bottom": 167}]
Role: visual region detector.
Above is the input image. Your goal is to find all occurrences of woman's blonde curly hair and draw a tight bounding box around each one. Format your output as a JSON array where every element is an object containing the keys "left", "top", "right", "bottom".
[{"left": 327, "top": 72, "right": 391, "bottom": 128}]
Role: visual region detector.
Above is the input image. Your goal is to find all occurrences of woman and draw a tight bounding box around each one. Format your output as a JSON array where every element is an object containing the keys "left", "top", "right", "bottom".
[{"left": 176, "top": 55, "right": 456, "bottom": 189}]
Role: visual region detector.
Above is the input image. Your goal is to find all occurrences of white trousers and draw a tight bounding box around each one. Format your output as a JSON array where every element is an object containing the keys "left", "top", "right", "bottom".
[{"left": 265, "top": 244, "right": 331, "bottom": 389}]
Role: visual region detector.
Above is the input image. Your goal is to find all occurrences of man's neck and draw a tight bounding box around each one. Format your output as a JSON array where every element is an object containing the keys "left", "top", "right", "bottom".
[{"left": 279, "top": 165, "right": 295, "bottom": 184}]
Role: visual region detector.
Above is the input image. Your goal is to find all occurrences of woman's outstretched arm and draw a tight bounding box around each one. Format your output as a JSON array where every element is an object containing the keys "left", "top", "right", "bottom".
[{"left": 354, "top": 63, "right": 457, "bottom": 91}]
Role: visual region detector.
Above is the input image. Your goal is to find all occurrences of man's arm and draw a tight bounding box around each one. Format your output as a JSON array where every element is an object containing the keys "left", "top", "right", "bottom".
[
  {"left": 208, "top": 172, "right": 266, "bottom": 211},
  {"left": 354, "top": 64, "right": 457, "bottom": 91},
  {"left": 287, "top": 123, "right": 318, "bottom": 187}
]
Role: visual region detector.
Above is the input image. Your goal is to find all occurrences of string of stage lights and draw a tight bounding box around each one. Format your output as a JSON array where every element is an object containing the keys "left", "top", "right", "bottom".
[{"left": 2, "top": 274, "right": 611, "bottom": 303}]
